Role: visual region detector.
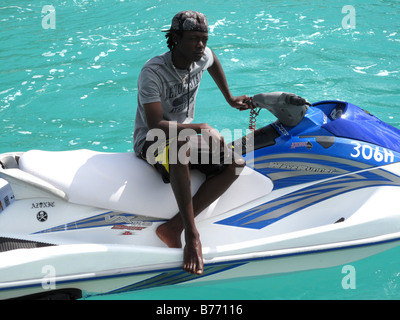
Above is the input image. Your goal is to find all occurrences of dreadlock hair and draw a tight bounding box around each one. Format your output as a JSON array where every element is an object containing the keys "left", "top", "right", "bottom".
[{"left": 165, "top": 30, "right": 183, "bottom": 51}]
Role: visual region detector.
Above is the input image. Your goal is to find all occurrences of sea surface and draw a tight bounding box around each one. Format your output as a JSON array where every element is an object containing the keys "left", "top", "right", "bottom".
[{"left": 1, "top": 0, "right": 400, "bottom": 300}]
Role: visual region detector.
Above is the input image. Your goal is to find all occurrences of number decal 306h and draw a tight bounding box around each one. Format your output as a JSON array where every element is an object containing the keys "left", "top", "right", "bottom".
[{"left": 350, "top": 141, "right": 394, "bottom": 163}]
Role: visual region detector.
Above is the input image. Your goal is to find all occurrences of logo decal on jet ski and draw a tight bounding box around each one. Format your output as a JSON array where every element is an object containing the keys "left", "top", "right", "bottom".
[
  {"left": 272, "top": 122, "right": 289, "bottom": 136},
  {"left": 216, "top": 168, "right": 400, "bottom": 229},
  {"left": 31, "top": 202, "right": 55, "bottom": 209},
  {"left": 111, "top": 224, "right": 147, "bottom": 232},
  {"left": 290, "top": 141, "right": 313, "bottom": 150},
  {"left": 36, "top": 211, "right": 48, "bottom": 222},
  {"left": 251, "top": 153, "right": 375, "bottom": 189},
  {"left": 33, "top": 212, "right": 166, "bottom": 234}
]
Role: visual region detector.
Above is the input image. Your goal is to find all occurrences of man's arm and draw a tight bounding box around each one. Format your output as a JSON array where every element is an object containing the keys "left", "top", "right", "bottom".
[
  {"left": 144, "top": 102, "right": 212, "bottom": 137},
  {"left": 207, "top": 50, "right": 249, "bottom": 110},
  {"left": 144, "top": 102, "right": 225, "bottom": 148}
]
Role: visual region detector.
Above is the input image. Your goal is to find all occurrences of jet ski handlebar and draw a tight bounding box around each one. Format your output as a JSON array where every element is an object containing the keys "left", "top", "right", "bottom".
[{"left": 245, "top": 92, "right": 310, "bottom": 127}]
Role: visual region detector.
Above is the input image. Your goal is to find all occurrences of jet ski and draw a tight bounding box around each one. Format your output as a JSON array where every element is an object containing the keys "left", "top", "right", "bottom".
[{"left": 1, "top": 92, "right": 400, "bottom": 300}]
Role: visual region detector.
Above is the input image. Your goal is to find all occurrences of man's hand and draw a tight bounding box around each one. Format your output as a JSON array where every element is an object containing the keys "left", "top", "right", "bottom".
[
  {"left": 201, "top": 124, "right": 225, "bottom": 152},
  {"left": 200, "top": 123, "right": 232, "bottom": 161},
  {"left": 228, "top": 95, "right": 251, "bottom": 111}
]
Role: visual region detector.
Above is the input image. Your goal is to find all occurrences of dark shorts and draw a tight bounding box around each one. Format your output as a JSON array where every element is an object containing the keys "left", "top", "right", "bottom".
[{"left": 140, "top": 137, "right": 228, "bottom": 183}]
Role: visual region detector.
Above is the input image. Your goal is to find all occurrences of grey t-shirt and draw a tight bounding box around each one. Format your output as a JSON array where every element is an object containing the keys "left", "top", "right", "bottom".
[{"left": 133, "top": 47, "right": 214, "bottom": 155}]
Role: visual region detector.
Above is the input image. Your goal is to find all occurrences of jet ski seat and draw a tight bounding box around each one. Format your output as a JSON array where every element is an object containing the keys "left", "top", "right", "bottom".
[{"left": 18, "top": 150, "right": 272, "bottom": 220}]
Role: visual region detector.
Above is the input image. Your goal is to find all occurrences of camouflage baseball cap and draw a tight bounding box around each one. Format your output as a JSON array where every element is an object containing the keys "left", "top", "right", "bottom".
[{"left": 163, "top": 11, "right": 208, "bottom": 33}]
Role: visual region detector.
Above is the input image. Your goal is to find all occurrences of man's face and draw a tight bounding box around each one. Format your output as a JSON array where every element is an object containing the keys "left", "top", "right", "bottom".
[{"left": 176, "top": 31, "right": 209, "bottom": 63}]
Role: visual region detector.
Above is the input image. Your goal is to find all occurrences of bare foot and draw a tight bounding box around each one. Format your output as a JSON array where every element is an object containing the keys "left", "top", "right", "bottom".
[
  {"left": 156, "top": 222, "right": 182, "bottom": 248},
  {"left": 156, "top": 221, "right": 204, "bottom": 275},
  {"left": 183, "top": 238, "right": 204, "bottom": 275}
]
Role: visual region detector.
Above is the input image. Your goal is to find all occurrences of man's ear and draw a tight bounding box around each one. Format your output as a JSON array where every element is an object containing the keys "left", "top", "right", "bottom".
[{"left": 171, "top": 31, "right": 182, "bottom": 45}]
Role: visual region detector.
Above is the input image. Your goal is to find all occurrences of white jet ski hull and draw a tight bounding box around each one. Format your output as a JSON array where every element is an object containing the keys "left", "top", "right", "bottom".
[{"left": 2, "top": 100, "right": 400, "bottom": 299}]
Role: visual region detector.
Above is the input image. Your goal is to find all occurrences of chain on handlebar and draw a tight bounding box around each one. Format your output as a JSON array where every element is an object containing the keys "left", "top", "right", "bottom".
[{"left": 246, "top": 97, "right": 262, "bottom": 131}]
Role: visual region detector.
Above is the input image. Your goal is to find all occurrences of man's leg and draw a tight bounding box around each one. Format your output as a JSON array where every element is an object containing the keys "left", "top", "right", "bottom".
[
  {"left": 168, "top": 158, "right": 204, "bottom": 275},
  {"left": 156, "top": 154, "right": 245, "bottom": 274},
  {"left": 153, "top": 138, "right": 203, "bottom": 275}
]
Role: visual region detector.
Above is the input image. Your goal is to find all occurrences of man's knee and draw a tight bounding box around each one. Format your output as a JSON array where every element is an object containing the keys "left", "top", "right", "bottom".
[
  {"left": 227, "top": 157, "right": 246, "bottom": 176},
  {"left": 234, "top": 157, "right": 246, "bottom": 168}
]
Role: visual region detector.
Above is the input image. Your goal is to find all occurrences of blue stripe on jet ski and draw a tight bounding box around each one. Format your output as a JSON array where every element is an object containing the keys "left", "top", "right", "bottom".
[
  {"left": 251, "top": 152, "right": 374, "bottom": 190},
  {"left": 107, "top": 262, "right": 246, "bottom": 295},
  {"left": 33, "top": 212, "right": 166, "bottom": 234},
  {"left": 216, "top": 168, "right": 400, "bottom": 230}
]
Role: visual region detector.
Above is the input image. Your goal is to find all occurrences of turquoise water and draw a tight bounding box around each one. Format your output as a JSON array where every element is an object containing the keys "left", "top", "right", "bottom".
[{"left": 1, "top": 0, "right": 400, "bottom": 299}]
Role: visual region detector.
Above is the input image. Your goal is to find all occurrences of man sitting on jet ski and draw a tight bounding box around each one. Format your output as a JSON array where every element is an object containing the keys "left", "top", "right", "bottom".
[{"left": 133, "top": 11, "right": 250, "bottom": 275}]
